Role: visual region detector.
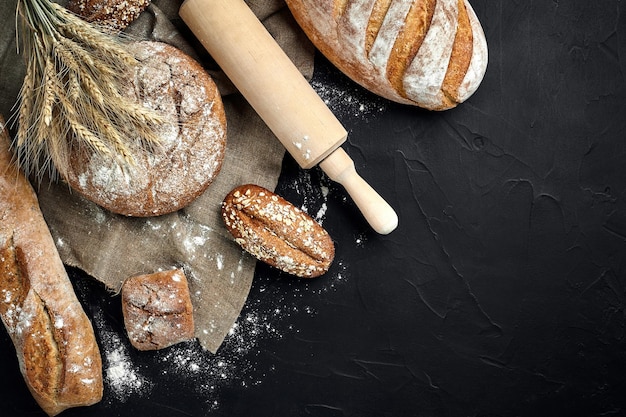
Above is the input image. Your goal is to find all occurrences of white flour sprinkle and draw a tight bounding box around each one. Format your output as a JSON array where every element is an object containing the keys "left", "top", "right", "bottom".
[
  {"left": 314, "top": 186, "right": 330, "bottom": 223},
  {"left": 311, "top": 77, "right": 387, "bottom": 120},
  {"left": 315, "top": 203, "right": 328, "bottom": 223},
  {"left": 149, "top": 303, "right": 288, "bottom": 411},
  {"left": 355, "top": 232, "right": 368, "bottom": 248},
  {"left": 92, "top": 309, "right": 152, "bottom": 403},
  {"left": 105, "top": 346, "right": 148, "bottom": 402},
  {"left": 286, "top": 169, "right": 332, "bottom": 225}
]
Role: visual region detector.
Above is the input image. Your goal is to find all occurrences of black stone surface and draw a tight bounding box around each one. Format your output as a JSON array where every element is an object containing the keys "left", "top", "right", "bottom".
[{"left": 2, "top": 1, "right": 626, "bottom": 416}]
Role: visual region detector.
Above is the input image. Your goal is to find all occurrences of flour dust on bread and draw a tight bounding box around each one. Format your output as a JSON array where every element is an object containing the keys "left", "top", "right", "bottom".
[
  {"left": 121, "top": 269, "right": 195, "bottom": 351},
  {"left": 222, "top": 184, "right": 335, "bottom": 278},
  {"left": 0, "top": 117, "right": 103, "bottom": 416},
  {"left": 285, "top": 0, "right": 488, "bottom": 110},
  {"left": 67, "top": 0, "right": 151, "bottom": 31},
  {"left": 62, "top": 41, "right": 227, "bottom": 217}
]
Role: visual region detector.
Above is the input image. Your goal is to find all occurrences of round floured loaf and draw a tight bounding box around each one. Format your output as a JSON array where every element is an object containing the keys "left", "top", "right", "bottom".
[
  {"left": 62, "top": 41, "right": 227, "bottom": 217},
  {"left": 285, "top": 0, "right": 488, "bottom": 110}
]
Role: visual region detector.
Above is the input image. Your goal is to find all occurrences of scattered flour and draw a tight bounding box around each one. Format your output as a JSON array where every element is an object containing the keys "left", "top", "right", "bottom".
[
  {"left": 310, "top": 77, "right": 387, "bottom": 121},
  {"left": 354, "top": 232, "right": 368, "bottom": 248},
  {"left": 216, "top": 253, "right": 224, "bottom": 270},
  {"left": 92, "top": 309, "right": 153, "bottom": 403},
  {"left": 105, "top": 346, "right": 149, "bottom": 402},
  {"left": 80, "top": 260, "right": 347, "bottom": 411},
  {"left": 86, "top": 255, "right": 349, "bottom": 409},
  {"left": 285, "top": 169, "right": 332, "bottom": 225},
  {"left": 314, "top": 185, "right": 330, "bottom": 222}
]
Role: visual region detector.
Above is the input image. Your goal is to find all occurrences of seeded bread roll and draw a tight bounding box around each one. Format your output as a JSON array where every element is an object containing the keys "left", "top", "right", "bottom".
[
  {"left": 121, "top": 269, "right": 195, "bottom": 351},
  {"left": 222, "top": 184, "right": 335, "bottom": 278},
  {"left": 0, "top": 117, "right": 103, "bottom": 416},
  {"left": 67, "top": 0, "right": 151, "bottom": 31},
  {"left": 62, "top": 41, "right": 227, "bottom": 217},
  {"left": 285, "top": 0, "right": 488, "bottom": 110}
]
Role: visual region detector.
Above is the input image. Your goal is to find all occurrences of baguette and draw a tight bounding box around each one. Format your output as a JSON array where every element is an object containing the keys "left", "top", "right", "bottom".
[
  {"left": 0, "top": 118, "right": 103, "bottom": 416},
  {"left": 285, "top": 0, "right": 488, "bottom": 110}
]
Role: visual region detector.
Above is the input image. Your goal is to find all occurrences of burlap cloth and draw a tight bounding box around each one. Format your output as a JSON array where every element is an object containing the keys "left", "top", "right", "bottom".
[{"left": 0, "top": 0, "right": 315, "bottom": 353}]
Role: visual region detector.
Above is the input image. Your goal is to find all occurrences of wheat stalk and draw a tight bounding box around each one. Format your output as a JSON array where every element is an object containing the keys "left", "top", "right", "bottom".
[{"left": 13, "top": 0, "right": 166, "bottom": 181}]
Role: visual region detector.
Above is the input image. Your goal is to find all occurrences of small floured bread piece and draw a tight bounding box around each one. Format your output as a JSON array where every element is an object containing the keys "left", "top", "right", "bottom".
[
  {"left": 67, "top": 0, "right": 151, "bottom": 31},
  {"left": 62, "top": 41, "right": 227, "bottom": 217},
  {"left": 0, "top": 117, "right": 103, "bottom": 416},
  {"left": 285, "top": 0, "right": 488, "bottom": 110},
  {"left": 222, "top": 184, "right": 335, "bottom": 278},
  {"left": 121, "top": 269, "right": 195, "bottom": 351}
]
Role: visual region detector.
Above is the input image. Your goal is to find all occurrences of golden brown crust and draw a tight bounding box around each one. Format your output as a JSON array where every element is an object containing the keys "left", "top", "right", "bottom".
[
  {"left": 365, "top": 0, "right": 393, "bottom": 55},
  {"left": 1, "top": 117, "right": 103, "bottom": 416},
  {"left": 67, "top": 0, "right": 151, "bottom": 31},
  {"left": 62, "top": 41, "right": 227, "bottom": 217},
  {"left": 22, "top": 292, "right": 63, "bottom": 413},
  {"left": 221, "top": 184, "right": 335, "bottom": 278},
  {"left": 121, "top": 269, "right": 195, "bottom": 351},
  {"left": 334, "top": 0, "right": 350, "bottom": 19},
  {"left": 441, "top": 0, "right": 473, "bottom": 104},
  {"left": 285, "top": 0, "right": 488, "bottom": 110},
  {"left": 386, "top": 0, "right": 436, "bottom": 98}
]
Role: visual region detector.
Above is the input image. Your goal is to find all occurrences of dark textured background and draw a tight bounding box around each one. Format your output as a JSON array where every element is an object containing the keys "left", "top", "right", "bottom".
[{"left": 2, "top": 1, "right": 626, "bottom": 416}]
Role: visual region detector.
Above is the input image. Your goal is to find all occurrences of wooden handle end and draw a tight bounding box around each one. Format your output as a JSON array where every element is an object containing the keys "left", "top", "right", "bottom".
[{"left": 320, "top": 148, "right": 398, "bottom": 235}]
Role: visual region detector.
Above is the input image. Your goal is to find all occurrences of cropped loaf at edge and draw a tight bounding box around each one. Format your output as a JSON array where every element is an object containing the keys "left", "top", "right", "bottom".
[
  {"left": 285, "top": 0, "right": 488, "bottom": 110},
  {"left": 0, "top": 118, "right": 103, "bottom": 416}
]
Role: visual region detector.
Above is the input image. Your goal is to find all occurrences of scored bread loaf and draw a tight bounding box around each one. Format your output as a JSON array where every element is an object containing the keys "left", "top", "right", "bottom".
[
  {"left": 285, "top": 0, "right": 488, "bottom": 110},
  {"left": 222, "top": 184, "right": 335, "bottom": 278},
  {"left": 0, "top": 118, "right": 103, "bottom": 416}
]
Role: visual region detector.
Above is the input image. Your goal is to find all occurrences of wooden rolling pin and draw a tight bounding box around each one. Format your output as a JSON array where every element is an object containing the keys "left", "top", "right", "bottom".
[{"left": 179, "top": 0, "right": 398, "bottom": 234}]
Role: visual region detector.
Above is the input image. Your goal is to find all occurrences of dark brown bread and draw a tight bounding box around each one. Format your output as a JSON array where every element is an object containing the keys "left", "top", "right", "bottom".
[
  {"left": 62, "top": 41, "right": 227, "bottom": 217},
  {"left": 121, "top": 269, "right": 195, "bottom": 351},
  {"left": 67, "top": 0, "right": 151, "bottom": 31},
  {"left": 0, "top": 117, "right": 103, "bottom": 416},
  {"left": 285, "top": 0, "right": 488, "bottom": 110},
  {"left": 221, "top": 184, "right": 335, "bottom": 278}
]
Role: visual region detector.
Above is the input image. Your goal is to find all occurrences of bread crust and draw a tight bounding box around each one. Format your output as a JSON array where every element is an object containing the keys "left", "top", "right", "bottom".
[
  {"left": 222, "top": 184, "right": 335, "bottom": 278},
  {"left": 62, "top": 41, "right": 227, "bottom": 217},
  {"left": 121, "top": 269, "right": 195, "bottom": 351},
  {"left": 1, "top": 118, "right": 103, "bottom": 416},
  {"left": 285, "top": 0, "right": 488, "bottom": 110},
  {"left": 67, "top": 0, "right": 151, "bottom": 31}
]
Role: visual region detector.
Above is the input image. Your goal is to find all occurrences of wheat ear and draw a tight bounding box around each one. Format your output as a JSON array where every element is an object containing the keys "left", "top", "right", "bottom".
[{"left": 13, "top": 0, "right": 166, "bottom": 181}]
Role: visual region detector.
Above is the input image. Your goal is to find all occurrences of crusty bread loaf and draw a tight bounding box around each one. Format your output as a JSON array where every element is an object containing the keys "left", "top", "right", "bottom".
[
  {"left": 285, "top": 0, "right": 488, "bottom": 110},
  {"left": 121, "top": 269, "right": 195, "bottom": 351},
  {"left": 222, "top": 184, "right": 335, "bottom": 278},
  {"left": 62, "top": 41, "right": 227, "bottom": 217},
  {"left": 0, "top": 117, "right": 103, "bottom": 416},
  {"left": 67, "top": 0, "right": 151, "bottom": 31}
]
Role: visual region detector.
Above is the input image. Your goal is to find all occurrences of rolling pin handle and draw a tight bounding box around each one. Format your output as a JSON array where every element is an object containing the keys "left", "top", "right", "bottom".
[{"left": 320, "top": 148, "right": 398, "bottom": 235}]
